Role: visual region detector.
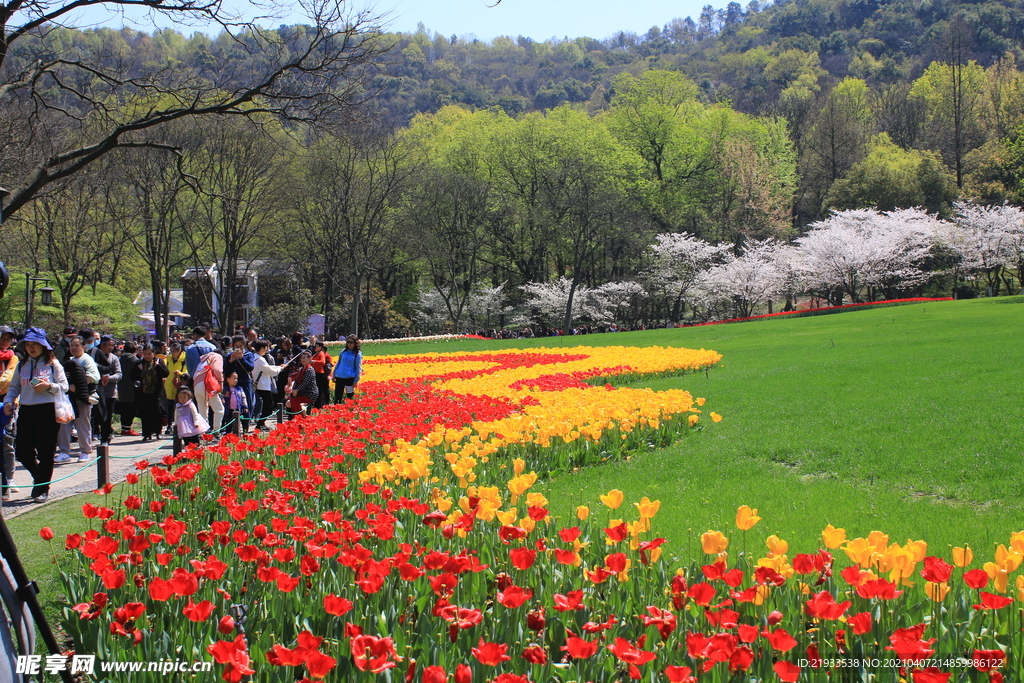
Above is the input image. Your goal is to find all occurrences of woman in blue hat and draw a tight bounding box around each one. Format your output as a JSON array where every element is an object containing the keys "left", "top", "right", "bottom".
[{"left": 2, "top": 327, "right": 68, "bottom": 503}]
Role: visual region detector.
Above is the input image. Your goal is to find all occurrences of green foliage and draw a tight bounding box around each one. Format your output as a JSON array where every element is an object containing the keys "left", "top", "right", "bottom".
[
  {"left": 0, "top": 276, "right": 143, "bottom": 336},
  {"left": 825, "top": 133, "right": 958, "bottom": 215}
]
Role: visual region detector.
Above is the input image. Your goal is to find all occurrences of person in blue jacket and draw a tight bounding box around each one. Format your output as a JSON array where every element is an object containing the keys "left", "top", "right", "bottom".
[
  {"left": 332, "top": 335, "right": 362, "bottom": 402},
  {"left": 184, "top": 325, "right": 217, "bottom": 379}
]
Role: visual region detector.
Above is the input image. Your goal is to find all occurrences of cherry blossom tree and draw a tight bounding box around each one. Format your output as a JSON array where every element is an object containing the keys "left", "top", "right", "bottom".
[
  {"left": 520, "top": 277, "right": 595, "bottom": 330},
  {"left": 644, "top": 232, "right": 732, "bottom": 322},
  {"left": 793, "top": 208, "right": 941, "bottom": 303},
  {"left": 936, "top": 202, "right": 1024, "bottom": 296},
  {"left": 590, "top": 281, "right": 646, "bottom": 325},
  {"left": 697, "top": 239, "right": 786, "bottom": 318}
]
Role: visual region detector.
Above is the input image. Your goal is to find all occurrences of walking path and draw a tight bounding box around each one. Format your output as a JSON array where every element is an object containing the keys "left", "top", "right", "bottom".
[{"left": 1, "top": 430, "right": 176, "bottom": 519}]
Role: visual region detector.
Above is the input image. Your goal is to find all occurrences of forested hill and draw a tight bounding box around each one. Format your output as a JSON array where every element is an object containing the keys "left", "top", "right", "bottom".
[{"left": 373, "top": 0, "right": 1023, "bottom": 122}]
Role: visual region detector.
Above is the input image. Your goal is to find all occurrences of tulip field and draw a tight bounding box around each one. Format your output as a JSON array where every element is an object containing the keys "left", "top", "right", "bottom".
[{"left": 23, "top": 298, "right": 1023, "bottom": 681}]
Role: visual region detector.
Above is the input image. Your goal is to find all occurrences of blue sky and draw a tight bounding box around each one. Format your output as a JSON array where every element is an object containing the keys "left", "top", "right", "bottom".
[{"left": 56, "top": 0, "right": 710, "bottom": 42}]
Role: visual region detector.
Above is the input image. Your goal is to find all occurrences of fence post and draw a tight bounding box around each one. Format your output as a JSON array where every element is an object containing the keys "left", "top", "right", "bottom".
[
  {"left": 276, "top": 403, "right": 284, "bottom": 425},
  {"left": 230, "top": 410, "right": 240, "bottom": 436},
  {"left": 173, "top": 428, "right": 182, "bottom": 456},
  {"left": 96, "top": 443, "right": 110, "bottom": 490}
]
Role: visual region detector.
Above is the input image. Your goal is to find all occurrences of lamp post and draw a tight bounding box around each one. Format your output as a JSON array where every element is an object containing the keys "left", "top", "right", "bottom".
[{"left": 24, "top": 276, "right": 51, "bottom": 329}]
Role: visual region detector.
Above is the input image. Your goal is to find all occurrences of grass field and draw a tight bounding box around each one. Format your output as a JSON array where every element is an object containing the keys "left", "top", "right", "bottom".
[
  {"left": 8, "top": 296, "right": 1022, "bottom": 623},
  {"left": 356, "top": 297, "right": 1024, "bottom": 557}
]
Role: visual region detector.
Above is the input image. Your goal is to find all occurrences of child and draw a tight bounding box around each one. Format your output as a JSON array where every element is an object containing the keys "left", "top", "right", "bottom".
[
  {"left": 174, "top": 387, "right": 209, "bottom": 447},
  {"left": 222, "top": 371, "right": 250, "bottom": 434}
]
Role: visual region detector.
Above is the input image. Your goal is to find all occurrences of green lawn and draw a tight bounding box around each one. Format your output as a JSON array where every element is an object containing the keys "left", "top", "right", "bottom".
[{"left": 358, "top": 297, "right": 1024, "bottom": 558}]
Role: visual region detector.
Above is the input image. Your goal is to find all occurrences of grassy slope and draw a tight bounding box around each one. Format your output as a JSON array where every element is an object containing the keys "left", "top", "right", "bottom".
[{"left": 359, "top": 298, "right": 1024, "bottom": 557}]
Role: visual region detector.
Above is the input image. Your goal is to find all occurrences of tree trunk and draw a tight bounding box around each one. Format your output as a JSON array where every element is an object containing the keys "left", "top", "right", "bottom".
[
  {"left": 562, "top": 279, "right": 578, "bottom": 334},
  {"left": 350, "top": 271, "right": 363, "bottom": 337}
]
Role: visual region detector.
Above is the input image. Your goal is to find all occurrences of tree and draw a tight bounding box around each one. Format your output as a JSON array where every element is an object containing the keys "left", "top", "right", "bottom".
[
  {"left": 824, "top": 134, "right": 957, "bottom": 217},
  {"left": 9, "top": 170, "right": 122, "bottom": 324},
  {"left": 644, "top": 232, "right": 731, "bottom": 322},
  {"left": 698, "top": 239, "right": 785, "bottom": 318},
  {"left": 186, "top": 116, "right": 287, "bottom": 332},
  {"left": 911, "top": 58, "right": 987, "bottom": 188},
  {"left": 291, "top": 125, "right": 410, "bottom": 336},
  {"left": 0, "top": 0, "right": 385, "bottom": 219},
  {"left": 794, "top": 208, "right": 941, "bottom": 303},
  {"left": 935, "top": 202, "right": 1023, "bottom": 297},
  {"left": 799, "top": 78, "right": 874, "bottom": 220},
  {"left": 107, "top": 127, "right": 200, "bottom": 340}
]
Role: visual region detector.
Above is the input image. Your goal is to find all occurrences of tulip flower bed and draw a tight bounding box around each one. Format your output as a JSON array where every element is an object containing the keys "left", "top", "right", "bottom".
[{"left": 48, "top": 346, "right": 1024, "bottom": 682}]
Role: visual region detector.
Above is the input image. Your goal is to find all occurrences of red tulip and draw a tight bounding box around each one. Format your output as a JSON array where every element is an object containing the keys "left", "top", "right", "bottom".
[
  {"left": 562, "top": 635, "right": 599, "bottom": 659},
  {"left": 973, "top": 592, "right": 1013, "bottom": 610},
  {"left": 182, "top": 599, "right": 215, "bottom": 622},
  {"left": 848, "top": 612, "right": 873, "bottom": 635},
  {"left": 774, "top": 661, "right": 801, "bottom": 682},
  {"left": 350, "top": 634, "right": 398, "bottom": 673},
  {"left": 324, "top": 594, "right": 354, "bottom": 616},
  {"left": 964, "top": 569, "right": 990, "bottom": 589},
  {"left": 913, "top": 668, "right": 953, "bottom": 683},
  {"left": 422, "top": 666, "right": 447, "bottom": 683},
  {"left": 552, "top": 590, "right": 583, "bottom": 611},
  {"left": 471, "top": 638, "right": 510, "bottom": 666},
  {"left": 665, "top": 665, "right": 696, "bottom": 683},
  {"left": 805, "top": 591, "right": 851, "bottom": 620},
  {"left": 454, "top": 663, "right": 472, "bottom": 683},
  {"left": 763, "top": 628, "right": 798, "bottom": 653},
  {"left": 508, "top": 547, "right": 536, "bottom": 570},
  {"left": 207, "top": 635, "right": 255, "bottom": 682},
  {"left": 607, "top": 637, "right": 656, "bottom": 666},
  {"left": 521, "top": 645, "right": 547, "bottom": 664},
  {"left": 218, "top": 615, "right": 235, "bottom": 635},
  {"left": 497, "top": 585, "right": 533, "bottom": 609},
  {"left": 39, "top": 527, "right": 54, "bottom": 541},
  {"left": 972, "top": 650, "right": 1006, "bottom": 672}
]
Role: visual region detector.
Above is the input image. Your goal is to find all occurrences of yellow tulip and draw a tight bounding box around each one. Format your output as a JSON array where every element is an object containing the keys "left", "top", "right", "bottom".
[
  {"left": 925, "top": 581, "right": 950, "bottom": 602},
  {"left": 766, "top": 535, "right": 788, "bottom": 557},
  {"left": 821, "top": 524, "right": 847, "bottom": 549},
  {"left": 735, "top": 505, "right": 761, "bottom": 531},
  {"left": 513, "top": 458, "right": 526, "bottom": 475},
  {"left": 688, "top": 415, "right": 699, "bottom": 426},
  {"left": 1011, "top": 531, "right": 1024, "bottom": 555},
  {"left": 843, "top": 538, "right": 875, "bottom": 568},
  {"left": 525, "top": 492, "right": 548, "bottom": 508},
  {"left": 867, "top": 530, "right": 889, "bottom": 552},
  {"left": 952, "top": 546, "right": 973, "bottom": 567},
  {"left": 994, "top": 544, "right": 1023, "bottom": 572},
  {"left": 520, "top": 517, "right": 537, "bottom": 534},
  {"left": 600, "top": 489, "right": 624, "bottom": 509},
  {"left": 701, "top": 530, "right": 729, "bottom": 554},
  {"left": 984, "top": 562, "right": 1010, "bottom": 593},
  {"left": 1016, "top": 575, "right": 1024, "bottom": 603},
  {"left": 635, "top": 497, "right": 661, "bottom": 519},
  {"left": 710, "top": 412, "right": 722, "bottom": 422},
  {"left": 496, "top": 509, "right": 518, "bottom": 525},
  {"left": 576, "top": 505, "right": 590, "bottom": 520},
  {"left": 696, "top": 397, "right": 706, "bottom": 406}
]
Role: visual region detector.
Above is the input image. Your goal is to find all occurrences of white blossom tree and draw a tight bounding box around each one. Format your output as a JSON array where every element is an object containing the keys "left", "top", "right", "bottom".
[
  {"left": 644, "top": 232, "right": 732, "bottom": 322},
  {"left": 521, "top": 277, "right": 595, "bottom": 330},
  {"left": 413, "top": 283, "right": 512, "bottom": 332},
  {"left": 793, "top": 208, "right": 941, "bottom": 303},
  {"left": 590, "top": 281, "right": 647, "bottom": 325},
  {"left": 937, "top": 202, "right": 1024, "bottom": 296},
  {"left": 698, "top": 239, "right": 786, "bottom": 318}
]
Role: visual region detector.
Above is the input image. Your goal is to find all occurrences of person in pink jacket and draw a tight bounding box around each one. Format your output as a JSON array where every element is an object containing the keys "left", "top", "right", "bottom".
[{"left": 192, "top": 350, "right": 224, "bottom": 431}]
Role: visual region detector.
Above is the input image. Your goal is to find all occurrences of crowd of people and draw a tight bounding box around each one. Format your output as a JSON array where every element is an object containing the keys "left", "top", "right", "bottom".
[{"left": 0, "top": 324, "right": 365, "bottom": 504}]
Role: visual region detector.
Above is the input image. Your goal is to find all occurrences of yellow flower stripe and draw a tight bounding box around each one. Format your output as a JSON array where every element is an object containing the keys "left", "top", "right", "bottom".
[{"left": 358, "top": 346, "right": 720, "bottom": 494}]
